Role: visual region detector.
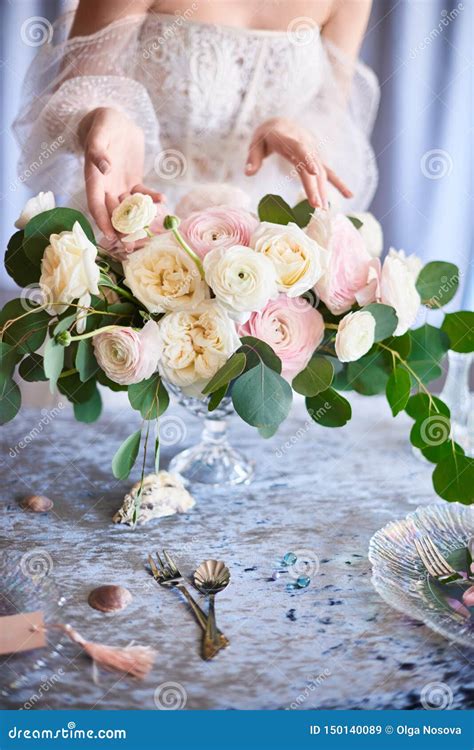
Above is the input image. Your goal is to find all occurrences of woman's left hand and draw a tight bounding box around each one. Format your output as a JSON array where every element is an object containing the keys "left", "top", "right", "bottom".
[{"left": 245, "top": 117, "right": 353, "bottom": 209}]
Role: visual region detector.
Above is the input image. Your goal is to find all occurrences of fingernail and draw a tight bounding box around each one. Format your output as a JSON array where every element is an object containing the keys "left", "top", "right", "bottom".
[
  {"left": 105, "top": 234, "right": 115, "bottom": 241},
  {"left": 245, "top": 163, "right": 253, "bottom": 172}
]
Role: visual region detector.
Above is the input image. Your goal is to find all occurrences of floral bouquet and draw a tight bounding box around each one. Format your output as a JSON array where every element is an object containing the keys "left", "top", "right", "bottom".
[{"left": 1, "top": 188, "right": 473, "bottom": 516}]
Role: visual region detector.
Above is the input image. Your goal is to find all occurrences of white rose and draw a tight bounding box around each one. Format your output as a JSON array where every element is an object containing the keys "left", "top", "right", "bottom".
[
  {"left": 156, "top": 300, "right": 241, "bottom": 397},
  {"left": 335, "top": 310, "right": 376, "bottom": 362},
  {"left": 251, "top": 221, "right": 324, "bottom": 297},
  {"left": 40, "top": 222, "right": 100, "bottom": 331},
  {"left": 111, "top": 193, "right": 157, "bottom": 241},
  {"left": 350, "top": 212, "right": 384, "bottom": 258},
  {"left": 15, "top": 191, "right": 55, "bottom": 229},
  {"left": 203, "top": 245, "right": 278, "bottom": 321},
  {"left": 123, "top": 233, "right": 209, "bottom": 313},
  {"left": 380, "top": 248, "right": 422, "bottom": 335},
  {"left": 175, "top": 183, "right": 251, "bottom": 218}
]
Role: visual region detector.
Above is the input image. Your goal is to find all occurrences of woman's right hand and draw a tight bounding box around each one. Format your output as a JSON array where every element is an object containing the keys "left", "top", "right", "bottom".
[{"left": 78, "top": 107, "right": 164, "bottom": 239}]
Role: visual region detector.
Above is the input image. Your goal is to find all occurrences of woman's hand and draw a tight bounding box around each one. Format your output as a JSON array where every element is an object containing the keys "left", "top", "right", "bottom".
[
  {"left": 245, "top": 117, "right": 353, "bottom": 209},
  {"left": 78, "top": 107, "right": 164, "bottom": 239}
]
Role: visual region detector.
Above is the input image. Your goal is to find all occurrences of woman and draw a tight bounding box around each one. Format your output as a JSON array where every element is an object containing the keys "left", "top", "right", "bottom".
[{"left": 14, "top": 0, "right": 379, "bottom": 238}]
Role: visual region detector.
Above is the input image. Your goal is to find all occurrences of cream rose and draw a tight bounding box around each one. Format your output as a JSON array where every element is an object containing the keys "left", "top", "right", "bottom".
[
  {"left": 93, "top": 320, "right": 161, "bottom": 385},
  {"left": 349, "top": 212, "right": 384, "bottom": 258},
  {"left": 203, "top": 245, "right": 278, "bottom": 321},
  {"left": 335, "top": 311, "right": 376, "bottom": 362},
  {"left": 380, "top": 248, "right": 422, "bottom": 335},
  {"left": 251, "top": 221, "right": 324, "bottom": 297},
  {"left": 123, "top": 234, "right": 209, "bottom": 313},
  {"left": 40, "top": 221, "right": 100, "bottom": 329},
  {"left": 156, "top": 300, "right": 241, "bottom": 396},
  {"left": 111, "top": 193, "right": 157, "bottom": 242},
  {"left": 15, "top": 191, "right": 55, "bottom": 229}
]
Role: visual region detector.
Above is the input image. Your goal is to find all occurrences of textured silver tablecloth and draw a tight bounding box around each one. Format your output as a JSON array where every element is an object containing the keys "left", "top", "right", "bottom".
[{"left": 1, "top": 395, "right": 473, "bottom": 710}]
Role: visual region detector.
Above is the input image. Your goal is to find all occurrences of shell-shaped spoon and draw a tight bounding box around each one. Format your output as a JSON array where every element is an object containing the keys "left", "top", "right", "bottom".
[{"left": 194, "top": 560, "right": 230, "bottom": 659}]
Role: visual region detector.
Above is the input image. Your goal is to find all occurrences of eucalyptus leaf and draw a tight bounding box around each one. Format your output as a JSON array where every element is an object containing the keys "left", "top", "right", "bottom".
[
  {"left": 202, "top": 352, "right": 246, "bottom": 395},
  {"left": 18, "top": 353, "right": 47, "bottom": 382},
  {"left": 75, "top": 339, "right": 98, "bottom": 382},
  {"left": 347, "top": 216, "right": 363, "bottom": 230},
  {"left": 405, "top": 393, "right": 450, "bottom": 421},
  {"left": 362, "top": 303, "right": 398, "bottom": 341},
  {"left": 43, "top": 337, "right": 65, "bottom": 392},
  {"left": 257, "top": 194, "right": 295, "bottom": 225},
  {"left": 5, "top": 231, "right": 40, "bottom": 286},
  {"left": 112, "top": 429, "right": 142, "bottom": 481},
  {"left": 291, "top": 199, "right": 314, "bottom": 228},
  {"left": 306, "top": 388, "right": 352, "bottom": 427},
  {"left": 23, "top": 208, "right": 95, "bottom": 265},
  {"left": 231, "top": 362, "right": 292, "bottom": 428},
  {"left": 74, "top": 386, "right": 102, "bottom": 423},
  {"left": 238, "top": 336, "right": 282, "bottom": 373},
  {"left": 128, "top": 374, "right": 169, "bottom": 420},
  {"left": 207, "top": 385, "right": 228, "bottom": 412},
  {"left": 416, "top": 261, "right": 459, "bottom": 308},
  {"left": 0, "top": 342, "right": 20, "bottom": 384},
  {"left": 0, "top": 299, "right": 49, "bottom": 355},
  {"left": 258, "top": 424, "right": 279, "bottom": 439},
  {"left": 57, "top": 372, "right": 96, "bottom": 404},
  {"left": 347, "top": 350, "right": 389, "bottom": 395},
  {"left": 441, "top": 311, "right": 474, "bottom": 353},
  {"left": 292, "top": 356, "right": 334, "bottom": 396},
  {"left": 0, "top": 378, "right": 21, "bottom": 425},
  {"left": 385, "top": 366, "right": 411, "bottom": 416},
  {"left": 432, "top": 453, "right": 474, "bottom": 505},
  {"left": 407, "top": 324, "right": 450, "bottom": 383}
]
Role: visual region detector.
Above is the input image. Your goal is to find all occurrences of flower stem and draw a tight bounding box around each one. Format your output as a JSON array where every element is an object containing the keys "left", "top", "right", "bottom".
[{"left": 164, "top": 215, "right": 205, "bottom": 278}]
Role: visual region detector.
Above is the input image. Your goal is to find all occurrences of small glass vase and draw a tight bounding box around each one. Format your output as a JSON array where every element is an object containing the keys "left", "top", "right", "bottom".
[
  {"left": 166, "top": 383, "right": 255, "bottom": 486},
  {"left": 439, "top": 351, "right": 473, "bottom": 456}
]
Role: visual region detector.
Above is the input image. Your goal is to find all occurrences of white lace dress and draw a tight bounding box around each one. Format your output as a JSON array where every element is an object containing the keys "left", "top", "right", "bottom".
[{"left": 14, "top": 9, "right": 380, "bottom": 213}]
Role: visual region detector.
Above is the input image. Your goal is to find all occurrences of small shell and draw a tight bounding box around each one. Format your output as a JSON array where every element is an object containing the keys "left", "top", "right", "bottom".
[
  {"left": 194, "top": 560, "right": 230, "bottom": 594},
  {"left": 88, "top": 585, "right": 132, "bottom": 613},
  {"left": 20, "top": 495, "right": 54, "bottom": 513}
]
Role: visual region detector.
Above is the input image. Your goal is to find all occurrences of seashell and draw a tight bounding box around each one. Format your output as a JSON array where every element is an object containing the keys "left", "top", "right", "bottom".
[
  {"left": 20, "top": 495, "right": 54, "bottom": 513},
  {"left": 88, "top": 585, "right": 132, "bottom": 613},
  {"left": 112, "top": 471, "right": 195, "bottom": 526},
  {"left": 194, "top": 560, "right": 231, "bottom": 594}
]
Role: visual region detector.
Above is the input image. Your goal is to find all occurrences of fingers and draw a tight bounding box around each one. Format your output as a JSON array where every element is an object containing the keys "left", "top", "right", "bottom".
[
  {"left": 105, "top": 193, "right": 119, "bottom": 217},
  {"left": 325, "top": 167, "right": 353, "bottom": 199},
  {"left": 299, "top": 170, "right": 322, "bottom": 209},
  {"left": 131, "top": 184, "right": 166, "bottom": 202},
  {"left": 315, "top": 164, "right": 329, "bottom": 210},
  {"left": 245, "top": 138, "right": 265, "bottom": 175},
  {"left": 84, "top": 159, "right": 115, "bottom": 240}
]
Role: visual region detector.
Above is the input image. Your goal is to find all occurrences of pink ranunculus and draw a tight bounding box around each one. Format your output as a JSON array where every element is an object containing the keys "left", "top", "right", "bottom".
[
  {"left": 180, "top": 206, "right": 258, "bottom": 259},
  {"left": 93, "top": 320, "right": 161, "bottom": 385},
  {"left": 238, "top": 294, "right": 325, "bottom": 381},
  {"left": 313, "top": 214, "right": 375, "bottom": 315},
  {"left": 175, "top": 184, "right": 251, "bottom": 218}
]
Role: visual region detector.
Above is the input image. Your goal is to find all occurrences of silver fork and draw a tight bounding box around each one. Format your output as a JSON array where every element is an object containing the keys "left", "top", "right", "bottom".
[
  {"left": 148, "top": 550, "right": 229, "bottom": 651},
  {"left": 414, "top": 535, "right": 466, "bottom": 583}
]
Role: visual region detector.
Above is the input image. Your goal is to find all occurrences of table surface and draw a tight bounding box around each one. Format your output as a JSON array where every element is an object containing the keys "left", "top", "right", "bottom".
[{"left": 1, "top": 395, "right": 473, "bottom": 711}]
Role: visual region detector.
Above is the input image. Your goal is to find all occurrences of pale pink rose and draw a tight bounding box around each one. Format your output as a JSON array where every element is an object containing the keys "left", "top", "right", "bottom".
[
  {"left": 93, "top": 320, "right": 161, "bottom": 385},
  {"left": 238, "top": 294, "right": 324, "bottom": 380},
  {"left": 180, "top": 206, "right": 258, "bottom": 259},
  {"left": 314, "top": 214, "right": 375, "bottom": 315},
  {"left": 175, "top": 184, "right": 251, "bottom": 218}
]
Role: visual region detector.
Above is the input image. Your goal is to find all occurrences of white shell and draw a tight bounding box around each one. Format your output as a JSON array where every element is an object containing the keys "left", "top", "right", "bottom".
[{"left": 113, "top": 471, "right": 195, "bottom": 526}]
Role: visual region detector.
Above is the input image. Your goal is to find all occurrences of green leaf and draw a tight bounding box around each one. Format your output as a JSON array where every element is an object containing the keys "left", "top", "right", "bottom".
[
  {"left": 347, "top": 216, "right": 363, "bottom": 230},
  {"left": 231, "top": 362, "right": 292, "bottom": 428},
  {"left": 207, "top": 385, "right": 228, "bottom": 412},
  {"left": 332, "top": 365, "right": 353, "bottom": 391},
  {"left": 75, "top": 339, "right": 98, "bottom": 382},
  {"left": 43, "top": 337, "right": 65, "bottom": 392},
  {"left": 53, "top": 313, "right": 77, "bottom": 336},
  {"left": 112, "top": 429, "right": 142, "bottom": 481},
  {"left": 0, "top": 378, "right": 21, "bottom": 425},
  {"left": 291, "top": 199, "right": 314, "bottom": 228},
  {"left": 23, "top": 208, "right": 95, "bottom": 265},
  {"left": 96, "top": 370, "right": 128, "bottom": 392},
  {"left": 405, "top": 393, "right": 450, "bottom": 421},
  {"left": 292, "top": 356, "right": 334, "bottom": 396},
  {"left": 57, "top": 372, "right": 96, "bottom": 404},
  {"left": 238, "top": 336, "right": 282, "bottom": 373},
  {"left": 416, "top": 261, "right": 459, "bottom": 308},
  {"left": 18, "top": 353, "right": 47, "bottom": 382},
  {"left": 432, "top": 453, "right": 474, "bottom": 505},
  {"left": 101, "top": 302, "right": 137, "bottom": 327},
  {"left": 421, "top": 440, "right": 464, "bottom": 465},
  {"left": 347, "top": 349, "right": 390, "bottom": 395},
  {"left": 306, "top": 388, "right": 352, "bottom": 428},
  {"left": 0, "top": 342, "right": 20, "bottom": 384},
  {"left": 362, "top": 303, "right": 398, "bottom": 342},
  {"left": 383, "top": 333, "right": 411, "bottom": 360},
  {"left": 385, "top": 366, "right": 411, "bottom": 416},
  {"left": 5, "top": 231, "right": 40, "bottom": 286},
  {"left": 257, "top": 195, "right": 295, "bottom": 225},
  {"left": 258, "top": 424, "right": 279, "bottom": 439},
  {"left": 407, "top": 324, "right": 450, "bottom": 383},
  {"left": 441, "top": 311, "right": 474, "bottom": 353},
  {"left": 410, "top": 415, "right": 452, "bottom": 461},
  {"left": 202, "top": 352, "right": 246, "bottom": 395},
  {"left": 0, "top": 299, "right": 49, "bottom": 355},
  {"left": 74, "top": 386, "right": 102, "bottom": 423},
  {"left": 128, "top": 374, "right": 169, "bottom": 420}
]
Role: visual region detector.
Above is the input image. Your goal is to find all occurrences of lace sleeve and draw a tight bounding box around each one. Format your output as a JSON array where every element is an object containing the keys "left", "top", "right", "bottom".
[
  {"left": 299, "top": 38, "right": 380, "bottom": 212},
  {"left": 12, "top": 11, "right": 160, "bottom": 197}
]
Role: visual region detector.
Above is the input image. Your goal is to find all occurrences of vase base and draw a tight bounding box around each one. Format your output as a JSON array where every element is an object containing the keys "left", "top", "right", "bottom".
[{"left": 168, "top": 442, "right": 255, "bottom": 486}]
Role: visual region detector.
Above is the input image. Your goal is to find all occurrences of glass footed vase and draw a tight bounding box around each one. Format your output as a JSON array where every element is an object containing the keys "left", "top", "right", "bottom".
[{"left": 166, "top": 383, "right": 255, "bottom": 486}]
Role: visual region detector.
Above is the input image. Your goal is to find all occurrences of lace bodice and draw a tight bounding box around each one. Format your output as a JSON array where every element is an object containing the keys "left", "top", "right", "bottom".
[{"left": 14, "top": 10, "right": 380, "bottom": 211}]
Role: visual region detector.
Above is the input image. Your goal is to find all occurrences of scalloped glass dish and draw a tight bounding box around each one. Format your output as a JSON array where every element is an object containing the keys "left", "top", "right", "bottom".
[{"left": 368, "top": 503, "right": 474, "bottom": 647}]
